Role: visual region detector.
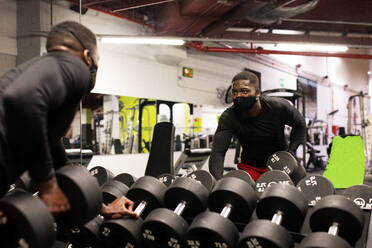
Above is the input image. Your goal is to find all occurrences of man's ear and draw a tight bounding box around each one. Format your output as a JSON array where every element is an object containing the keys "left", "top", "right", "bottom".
[
  {"left": 82, "top": 49, "right": 91, "bottom": 66},
  {"left": 256, "top": 89, "right": 261, "bottom": 98}
]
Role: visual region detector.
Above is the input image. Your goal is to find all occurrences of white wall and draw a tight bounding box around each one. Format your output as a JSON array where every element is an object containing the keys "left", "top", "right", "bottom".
[
  {"left": 0, "top": 0, "right": 16, "bottom": 76},
  {"left": 2, "top": 1, "right": 370, "bottom": 177}
]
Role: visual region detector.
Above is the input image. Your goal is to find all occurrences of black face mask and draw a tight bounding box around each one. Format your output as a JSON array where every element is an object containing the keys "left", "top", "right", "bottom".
[
  {"left": 64, "top": 28, "right": 98, "bottom": 91},
  {"left": 233, "top": 96, "right": 257, "bottom": 112},
  {"left": 88, "top": 57, "right": 98, "bottom": 91}
]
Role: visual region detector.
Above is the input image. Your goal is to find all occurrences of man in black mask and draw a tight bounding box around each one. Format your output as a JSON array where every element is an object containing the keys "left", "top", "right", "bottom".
[
  {"left": 0, "top": 21, "right": 137, "bottom": 219},
  {"left": 209, "top": 71, "right": 306, "bottom": 181}
]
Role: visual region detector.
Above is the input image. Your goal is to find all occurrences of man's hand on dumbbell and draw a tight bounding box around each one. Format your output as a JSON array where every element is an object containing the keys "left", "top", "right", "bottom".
[
  {"left": 38, "top": 176, "right": 71, "bottom": 213},
  {"left": 101, "top": 196, "right": 139, "bottom": 219}
]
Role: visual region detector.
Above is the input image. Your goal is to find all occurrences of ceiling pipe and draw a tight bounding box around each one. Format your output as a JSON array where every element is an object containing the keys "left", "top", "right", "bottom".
[
  {"left": 82, "top": 0, "right": 114, "bottom": 7},
  {"left": 282, "top": 18, "right": 372, "bottom": 27},
  {"left": 185, "top": 42, "right": 372, "bottom": 60},
  {"left": 247, "top": 0, "right": 320, "bottom": 25},
  {"left": 112, "top": 0, "right": 176, "bottom": 13},
  {"left": 65, "top": 0, "right": 155, "bottom": 32}
]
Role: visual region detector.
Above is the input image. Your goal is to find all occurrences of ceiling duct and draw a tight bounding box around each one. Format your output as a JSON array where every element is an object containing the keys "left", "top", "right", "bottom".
[{"left": 246, "top": 0, "right": 319, "bottom": 25}]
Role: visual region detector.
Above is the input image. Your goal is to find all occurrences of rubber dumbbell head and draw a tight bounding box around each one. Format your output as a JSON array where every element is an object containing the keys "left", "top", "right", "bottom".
[
  {"left": 299, "top": 195, "right": 364, "bottom": 247},
  {"left": 187, "top": 170, "right": 216, "bottom": 192},
  {"left": 157, "top": 173, "right": 177, "bottom": 187},
  {"left": 0, "top": 165, "right": 102, "bottom": 247},
  {"left": 101, "top": 179, "right": 129, "bottom": 204},
  {"left": 342, "top": 184, "right": 372, "bottom": 210},
  {"left": 297, "top": 175, "right": 335, "bottom": 206},
  {"left": 100, "top": 176, "right": 166, "bottom": 248},
  {"left": 186, "top": 176, "right": 257, "bottom": 248},
  {"left": 89, "top": 166, "right": 114, "bottom": 187},
  {"left": 255, "top": 170, "right": 294, "bottom": 195},
  {"left": 223, "top": 169, "right": 255, "bottom": 188},
  {"left": 114, "top": 173, "right": 137, "bottom": 188},
  {"left": 67, "top": 215, "right": 104, "bottom": 248},
  {"left": 267, "top": 151, "right": 306, "bottom": 184},
  {"left": 238, "top": 183, "right": 308, "bottom": 248},
  {"left": 141, "top": 177, "right": 209, "bottom": 248}
]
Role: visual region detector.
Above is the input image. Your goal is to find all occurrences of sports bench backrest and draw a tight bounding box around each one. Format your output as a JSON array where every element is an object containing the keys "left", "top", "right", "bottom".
[{"left": 145, "top": 122, "right": 175, "bottom": 177}]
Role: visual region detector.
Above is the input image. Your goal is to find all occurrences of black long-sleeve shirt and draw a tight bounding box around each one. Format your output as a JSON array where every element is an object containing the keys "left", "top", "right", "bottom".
[
  {"left": 209, "top": 96, "right": 306, "bottom": 179},
  {"left": 0, "top": 51, "right": 91, "bottom": 183}
]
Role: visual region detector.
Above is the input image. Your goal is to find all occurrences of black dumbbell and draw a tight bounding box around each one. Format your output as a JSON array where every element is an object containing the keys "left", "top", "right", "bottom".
[
  {"left": 100, "top": 176, "right": 166, "bottom": 248},
  {"left": 67, "top": 215, "right": 104, "bottom": 248},
  {"left": 223, "top": 169, "right": 256, "bottom": 188},
  {"left": 342, "top": 184, "right": 372, "bottom": 210},
  {"left": 299, "top": 195, "right": 365, "bottom": 248},
  {"left": 89, "top": 166, "right": 114, "bottom": 187},
  {"left": 255, "top": 170, "right": 294, "bottom": 195},
  {"left": 0, "top": 165, "right": 102, "bottom": 248},
  {"left": 141, "top": 176, "right": 209, "bottom": 247},
  {"left": 9, "top": 171, "right": 38, "bottom": 193},
  {"left": 297, "top": 175, "right": 335, "bottom": 206},
  {"left": 238, "top": 183, "right": 308, "bottom": 248},
  {"left": 266, "top": 151, "right": 306, "bottom": 184},
  {"left": 114, "top": 173, "right": 137, "bottom": 188},
  {"left": 157, "top": 173, "right": 177, "bottom": 187},
  {"left": 65, "top": 178, "right": 130, "bottom": 247},
  {"left": 187, "top": 170, "right": 216, "bottom": 192},
  {"left": 101, "top": 178, "right": 130, "bottom": 204},
  {"left": 51, "top": 240, "right": 72, "bottom": 248},
  {"left": 185, "top": 176, "right": 258, "bottom": 248}
]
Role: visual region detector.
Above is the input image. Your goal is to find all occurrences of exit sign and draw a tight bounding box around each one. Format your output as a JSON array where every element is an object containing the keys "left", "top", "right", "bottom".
[{"left": 183, "top": 67, "right": 193, "bottom": 78}]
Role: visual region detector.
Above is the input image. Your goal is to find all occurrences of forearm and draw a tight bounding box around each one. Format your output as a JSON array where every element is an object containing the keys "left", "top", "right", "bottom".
[
  {"left": 289, "top": 125, "right": 306, "bottom": 152},
  {"left": 209, "top": 130, "right": 233, "bottom": 180},
  {"left": 209, "top": 151, "right": 225, "bottom": 180},
  {"left": 51, "top": 139, "right": 68, "bottom": 170}
]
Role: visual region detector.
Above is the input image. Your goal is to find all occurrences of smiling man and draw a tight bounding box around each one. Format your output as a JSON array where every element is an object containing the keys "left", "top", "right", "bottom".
[{"left": 209, "top": 71, "right": 306, "bottom": 181}]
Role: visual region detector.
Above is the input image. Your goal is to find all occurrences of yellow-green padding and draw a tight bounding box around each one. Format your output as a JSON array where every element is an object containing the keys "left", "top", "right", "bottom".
[{"left": 323, "top": 135, "right": 365, "bottom": 188}]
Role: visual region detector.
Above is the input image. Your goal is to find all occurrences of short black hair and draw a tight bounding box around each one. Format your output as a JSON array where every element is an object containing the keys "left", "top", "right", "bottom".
[
  {"left": 46, "top": 21, "right": 97, "bottom": 53},
  {"left": 232, "top": 71, "right": 260, "bottom": 91}
]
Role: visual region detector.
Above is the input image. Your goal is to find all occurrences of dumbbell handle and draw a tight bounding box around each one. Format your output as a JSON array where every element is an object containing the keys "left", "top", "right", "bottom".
[
  {"left": 271, "top": 211, "right": 283, "bottom": 225},
  {"left": 134, "top": 200, "right": 147, "bottom": 216},
  {"left": 174, "top": 201, "right": 187, "bottom": 216},
  {"left": 220, "top": 203, "right": 232, "bottom": 218},
  {"left": 328, "top": 222, "right": 339, "bottom": 236}
]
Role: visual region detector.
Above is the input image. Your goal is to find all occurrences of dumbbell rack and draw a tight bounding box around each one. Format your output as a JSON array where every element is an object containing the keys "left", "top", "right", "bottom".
[
  {"left": 294, "top": 189, "right": 372, "bottom": 248},
  {"left": 241, "top": 203, "right": 372, "bottom": 248}
]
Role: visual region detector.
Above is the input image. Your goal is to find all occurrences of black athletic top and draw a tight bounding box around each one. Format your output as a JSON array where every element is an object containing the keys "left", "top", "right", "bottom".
[
  {"left": 0, "top": 51, "right": 91, "bottom": 184},
  {"left": 209, "top": 96, "right": 306, "bottom": 179}
]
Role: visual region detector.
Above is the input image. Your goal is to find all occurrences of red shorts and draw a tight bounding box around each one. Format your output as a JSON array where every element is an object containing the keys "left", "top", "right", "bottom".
[{"left": 237, "top": 163, "right": 267, "bottom": 182}]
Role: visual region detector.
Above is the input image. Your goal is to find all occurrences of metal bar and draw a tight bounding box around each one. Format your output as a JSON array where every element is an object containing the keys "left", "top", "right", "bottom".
[
  {"left": 271, "top": 211, "right": 283, "bottom": 225},
  {"left": 113, "top": 0, "right": 175, "bottom": 12},
  {"left": 220, "top": 204, "right": 232, "bottom": 218},
  {"left": 328, "top": 222, "right": 339, "bottom": 236},
  {"left": 174, "top": 201, "right": 187, "bottom": 216},
  {"left": 134, "top": 201, "right": 147, "bottom": 216},
  {"left": 283, "top": 18, "right": 372, "bottom": 27}
]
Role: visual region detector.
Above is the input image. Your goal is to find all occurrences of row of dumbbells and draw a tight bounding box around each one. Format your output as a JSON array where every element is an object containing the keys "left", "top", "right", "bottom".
[
  {"left": 62, "top": 163, "right": 370, "bottom": 248},
  {"left": 2, "top": 150, "right": 370, "bottom": 248}
]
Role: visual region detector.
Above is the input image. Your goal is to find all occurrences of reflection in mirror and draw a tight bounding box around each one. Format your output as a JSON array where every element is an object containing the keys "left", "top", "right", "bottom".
[{"left": 75, "top": 93, "right": 225, "bottom": 156}]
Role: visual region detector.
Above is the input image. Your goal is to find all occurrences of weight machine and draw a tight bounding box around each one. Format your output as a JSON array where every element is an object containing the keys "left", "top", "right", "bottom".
[{"left": 347, "top": 92, "right": 371, "bottom": 177}]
